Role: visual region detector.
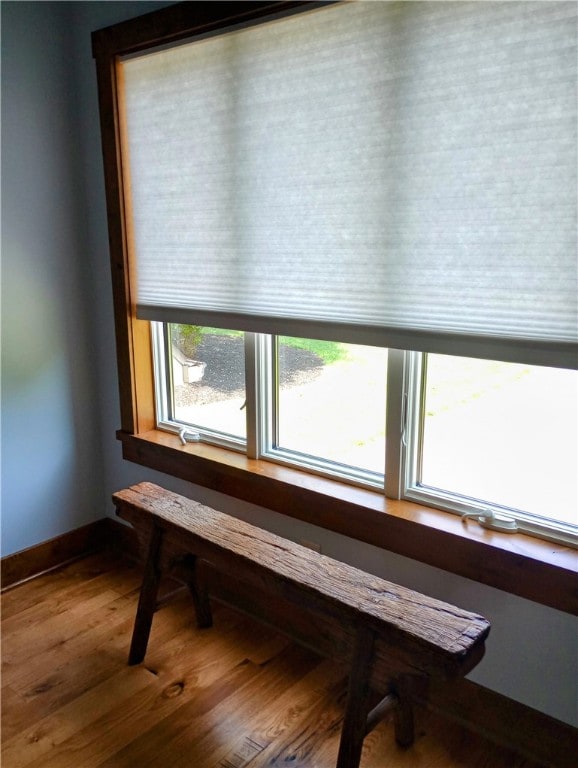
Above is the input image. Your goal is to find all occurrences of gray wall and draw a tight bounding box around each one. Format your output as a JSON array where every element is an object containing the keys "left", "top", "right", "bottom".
[
  {"left": 1, "top": 2, "right": 170, "bottom": 554},
  {"left": 1, "top": 1, "right": 576, "bottom": 728},
  {"left": 1, "top": 1, "right": 104, "bottom": 553}
]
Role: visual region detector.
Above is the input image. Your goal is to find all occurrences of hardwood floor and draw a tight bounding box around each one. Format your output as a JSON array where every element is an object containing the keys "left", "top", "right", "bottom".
[{"left": 1, "top": 552, "right": 541, "bottom": 768}]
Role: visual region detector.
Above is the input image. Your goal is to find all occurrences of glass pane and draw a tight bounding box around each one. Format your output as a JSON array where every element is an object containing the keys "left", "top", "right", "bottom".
[
  {"left": 420, "top": 356, "right": 578, "bottom": 526},
  {"left": 170, "top": 325, "right": 246, "bottom": 440},
  {"left": 276, "top": 338, "right": 387, "bottom": 476}
]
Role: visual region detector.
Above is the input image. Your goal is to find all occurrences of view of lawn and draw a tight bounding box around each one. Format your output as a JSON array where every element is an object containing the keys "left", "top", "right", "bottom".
[
  {"left": 278, "top": 336, "right": 349, "bottom": 365},
  {"left": 172, "top": 326, "right": 577, "bottom": 525},
  {"left": 422, "top": 360, "right": 577, "bottom": 524},
  {"left": 424, "top": 355, "right": 531, "bottom": 418},
  {"left": 203, "top": 327, "right": 349, "bottom": 365}
]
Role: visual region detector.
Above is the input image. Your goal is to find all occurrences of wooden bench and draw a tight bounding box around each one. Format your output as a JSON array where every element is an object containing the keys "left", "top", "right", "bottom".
[{"left": 113, "top": 482, "right": 490, "bottom": 768}]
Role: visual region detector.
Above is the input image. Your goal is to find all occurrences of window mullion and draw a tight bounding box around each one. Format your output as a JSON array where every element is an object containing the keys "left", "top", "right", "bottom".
[
  {"left": 245, "top": 332, "right": 274, "bottom": 459},
  {"left": 270, "top": 336, "right": 280, "bottom": 451},
  {"left": 401, "top": 351, "right": 426, "bottom": 496},
  {"left": 385, "top": 350, "right": 424, "bottom": 500},
  {"left": 384, "top": 349, "right": 406, "bottom": 499},
  {"left": 244, "top": 333, "right": 260, "bottom": 459},
  {"left": 151, "top": 321, "right": 171, "bottom": 425}
]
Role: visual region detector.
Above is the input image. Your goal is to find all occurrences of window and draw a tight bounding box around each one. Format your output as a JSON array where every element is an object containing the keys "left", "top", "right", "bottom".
[
  {"left": 154, "top": 323, "right": 578, "bottom": 546},
  {"left": 162, "top": 325, "right": 247, "bottom": 445},
  {"left": 273, "top": 337, "right": 388, "bottom": 480},
  {"left": 403, "top": 354, "right": 578, "bottom": 545},
  {"left": 93, "top": 1, "right": 577, "bottom": 608},
  {"left": 156, "top": 324, "right": 388, "bottom": 486}
]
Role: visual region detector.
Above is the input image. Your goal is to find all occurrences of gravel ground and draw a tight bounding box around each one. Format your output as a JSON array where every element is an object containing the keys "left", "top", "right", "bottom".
[{"left": 175, "top": 334, "right": 324, "bottom": 407}]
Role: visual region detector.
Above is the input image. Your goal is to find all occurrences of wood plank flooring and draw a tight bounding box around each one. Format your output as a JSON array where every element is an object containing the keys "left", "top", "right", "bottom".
[{"left": 1, "top": 552, "right": 542, "bottom": 768}]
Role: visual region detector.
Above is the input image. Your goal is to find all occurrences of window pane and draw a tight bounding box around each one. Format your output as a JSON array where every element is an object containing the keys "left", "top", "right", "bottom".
[
  {"left": 170, "top": 325, "right": 246, "bottom": 440},
  {"left": 420, "top": 356, "right": 578, "bottom": 526},
  {"left": 276, "top": 338, "right": 387, "bottom": 476}
]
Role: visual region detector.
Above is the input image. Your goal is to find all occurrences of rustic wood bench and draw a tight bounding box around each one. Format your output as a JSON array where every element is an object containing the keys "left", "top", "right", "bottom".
[{"left": 113, "top": 482, "right": 490, "bottom": 768}]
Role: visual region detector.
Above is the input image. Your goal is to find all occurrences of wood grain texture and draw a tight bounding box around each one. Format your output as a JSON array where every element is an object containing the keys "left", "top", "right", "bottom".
[
  {"left": 336, "top": 626, "right": 376, "bottom": 768},
  {"left": 93, "top": 47, "right": 156, "bottom": 435},
  {"left": 117, "top": 430, "right": 578, "bottom": 615},
  {"left": 1, "top": 552, "right": 547, "bottom": 768},
  {"left": 114, "top": 484, "right": 491, "bottom": 768},
  {"left": 113, "top": 482, "right": 490, "bottom": 683},
  {"left": 128, "top": 524, "right": 164, "bottom": 665},
  {"left": 106, "top": 516, "right": 578, "bottom": 768},
  {"left": 1, "top": 520, "right": 110, "bottom": 591}
]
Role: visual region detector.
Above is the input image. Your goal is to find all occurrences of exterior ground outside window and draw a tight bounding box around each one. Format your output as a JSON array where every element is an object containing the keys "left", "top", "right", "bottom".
[{"left": 153, "top": 324, "right": 578, "bottom": 549}]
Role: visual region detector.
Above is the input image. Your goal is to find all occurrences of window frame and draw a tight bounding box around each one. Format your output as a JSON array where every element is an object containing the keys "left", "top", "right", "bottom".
[
  {"left": 157, "top": 325, "right": 578, "bottom": 548},
  {"left": 157, "top": 323, "right": 248, "bottom": 450},
  {"left": 92, "top": 1, "right": 577, "bottom": 616},
  {"left": 158, "top": 324, "right": 389, "bottom": 489},
  {"left": 400, "top": 353, "right": 578, "bottom": 548}
]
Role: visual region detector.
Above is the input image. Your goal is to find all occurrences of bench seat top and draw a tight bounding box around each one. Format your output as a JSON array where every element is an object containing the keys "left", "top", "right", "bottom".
[{"left": 113, "top": 482, "right": 490, "bottom": 679}]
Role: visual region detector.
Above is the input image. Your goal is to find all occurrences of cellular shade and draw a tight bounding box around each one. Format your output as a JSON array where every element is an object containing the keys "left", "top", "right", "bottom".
[{"left": 121, "top": 1, "right": 577, "bottom": 367}]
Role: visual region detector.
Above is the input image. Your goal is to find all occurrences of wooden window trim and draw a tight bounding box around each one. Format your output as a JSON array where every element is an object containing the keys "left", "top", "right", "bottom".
[
  {"left": 93, "top": 1, "right": 577, "bottom": 619},
  {"left": 117, "top": 429, "right": 577, "bottom": 616}
]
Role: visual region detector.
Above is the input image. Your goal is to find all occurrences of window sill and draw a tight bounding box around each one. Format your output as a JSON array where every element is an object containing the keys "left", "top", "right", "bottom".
[{"left": 118, "top": 429, "right": 577, "bottom": 615}]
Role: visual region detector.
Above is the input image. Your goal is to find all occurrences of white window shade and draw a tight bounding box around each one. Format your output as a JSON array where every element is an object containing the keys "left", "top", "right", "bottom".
[{"left": 121, "top": 1, "right": 577, "bottom": 368}]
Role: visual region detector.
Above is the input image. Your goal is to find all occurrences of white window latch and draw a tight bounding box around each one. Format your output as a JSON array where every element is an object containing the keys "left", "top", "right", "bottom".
[
  {"left": 178, "top": 427, "right": 201, "bottom": 445},
  {"left": 462, "top": 508, "right": 518, "bottom": 533}
]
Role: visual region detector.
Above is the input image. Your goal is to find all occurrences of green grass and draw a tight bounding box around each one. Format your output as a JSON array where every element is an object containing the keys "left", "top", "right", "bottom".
[
  {"left": 202, "top": 328, "right": 347, "bottom": 365},
  {"left": 203, "top": 327, "right": 243, "bottom": 338},
  {"left": 278, "top": 336, "right": 348, "bottom": 364}
]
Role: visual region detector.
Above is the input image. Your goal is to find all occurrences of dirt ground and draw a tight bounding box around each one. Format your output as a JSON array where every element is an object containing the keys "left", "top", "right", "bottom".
[{"left": 174, "top": 334, "right": 324, "bottom": 408}]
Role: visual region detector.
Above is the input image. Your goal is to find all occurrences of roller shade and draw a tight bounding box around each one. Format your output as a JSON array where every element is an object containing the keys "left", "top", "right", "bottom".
[{"left": 121, "top": 1, "right": 577, "bottom": 368}]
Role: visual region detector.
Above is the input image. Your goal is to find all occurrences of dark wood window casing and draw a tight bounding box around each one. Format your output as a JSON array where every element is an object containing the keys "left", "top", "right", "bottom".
[{"left": 92, "top": 1, "right": 577, "bottom": 617}]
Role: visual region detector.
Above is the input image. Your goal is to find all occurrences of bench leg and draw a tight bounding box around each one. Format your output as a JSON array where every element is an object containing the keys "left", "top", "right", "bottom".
[
  {"left": 168, "top": 554, "right": 213, "bottom": 629},
  {"left": 128, "top": 524, "right": 163, "bottom": 666},
  {"left": 393, "top": 696, "right": 414, "bottom": 747},
  {"left": 336, "top": 626, "right": 375, "bottom": 768},
  {"left": 184, "top": 556, "right": 213, "bottom": 629},
  {"left": 392, "top": 676, "right": 415, "bottom": 747}
]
